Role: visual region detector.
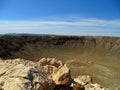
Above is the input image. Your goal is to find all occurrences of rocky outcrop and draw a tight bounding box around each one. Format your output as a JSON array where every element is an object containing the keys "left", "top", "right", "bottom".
[
  {"left": 38, "top": 58, "right": 71, "bottom": 85},
  {"left": 85, "top": 83, "right": 109, "bottom": 90},
  {"left": 0, "top": 58, "right": 109, "bottom": 90},
  {"left": 52, "top": 64, "right": 71, "bottom": 85},
  {"left": 74, "top": 75, "right": 92, "bottom": 85},
  {"left": 72, "top": 75, "right": 109, "bottom": 90},
  {"left": 0, "top": 58, "right": 55, "bottom": 90},
  {"left": 1, "top": 57, "right": 71, "bottom": 86}
]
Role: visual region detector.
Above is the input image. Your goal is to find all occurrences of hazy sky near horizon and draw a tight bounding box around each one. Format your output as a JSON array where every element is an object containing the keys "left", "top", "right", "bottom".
[{"left": 0, "top": 0, "right": 120, "bottom": 36}]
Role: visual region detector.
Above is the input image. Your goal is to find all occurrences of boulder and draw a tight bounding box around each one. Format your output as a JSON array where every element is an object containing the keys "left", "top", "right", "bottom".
[
  {"left": 0, "top": 59, "right": 55, "bottom": 90},
  {"left": 52, "top": 64, "right": 71, "bottom": 85},
  {"left": 38, "top": 58, "right": 71, "bottom": 85},
  {"left": 74, "top": 75, "right": 92, "bottom": 85},
  {"left": 85, "top": 83, "right": 108, "bottom": 90}
]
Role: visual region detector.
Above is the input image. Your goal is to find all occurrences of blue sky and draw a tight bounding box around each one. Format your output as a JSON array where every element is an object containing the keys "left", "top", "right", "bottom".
[{"left": 0, "top": 0, "right": 120, "bottom": 36}]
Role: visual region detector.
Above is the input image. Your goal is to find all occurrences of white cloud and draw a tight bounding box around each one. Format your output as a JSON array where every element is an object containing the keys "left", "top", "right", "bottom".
[{"left": 0, "top": 17, "right": 120, "bottom": 36}]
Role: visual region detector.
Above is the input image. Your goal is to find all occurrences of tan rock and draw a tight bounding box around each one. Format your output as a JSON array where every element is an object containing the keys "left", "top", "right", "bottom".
[
  {"left": 0, "top": 63, "right": 8, "bottom": 77},
  {"left": 0, "top": 58, "right": 109, "bottom": 90},
  {"left": 0, "top": 59, "right": 55, "bottom": 90},
  {"left": 4, "top": 58, "right": 35, "bottom": 67},
  {"left": 85, "top": 83, "right": 108, "bottom": 90},
  {"left": 52, "top": 64, "right": 71, "bottom": 85},
  {"left": 3, "top": 77, "right": 32, "bottom": 90},
  {"left": 74, "top": 75, "right": 92, "bottom": 85},
  {"left": 38, "top": 58, "right": 71, "bottom": 85},
  {"left": 38, "top": 57, "right": 63, "bottom": 68}
]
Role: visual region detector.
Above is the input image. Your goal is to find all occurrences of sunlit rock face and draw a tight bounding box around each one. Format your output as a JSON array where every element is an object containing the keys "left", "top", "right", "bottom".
[
  {"left": 0, "top": 58, "right": 109, "bottom": 90},
  {"left": 38, "top": 58, "right": 71, "bottom": 85},
  {"left": 0, "top": 58, "right": 71, "bottom": 90},
  {"left": 0, "top": 58, "right": 55, "bottom": 90},
  {"left": 73, "top": 75, "right": 92, "bottom": 85}
]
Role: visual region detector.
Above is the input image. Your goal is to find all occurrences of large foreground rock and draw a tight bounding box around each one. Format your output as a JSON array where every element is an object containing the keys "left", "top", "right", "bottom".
[
  {"left": 38, "top": 58, "right": 71, "bottom": 85},
  {"left": 0, "top": 58, "right": 55, "bottom": 90}
]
